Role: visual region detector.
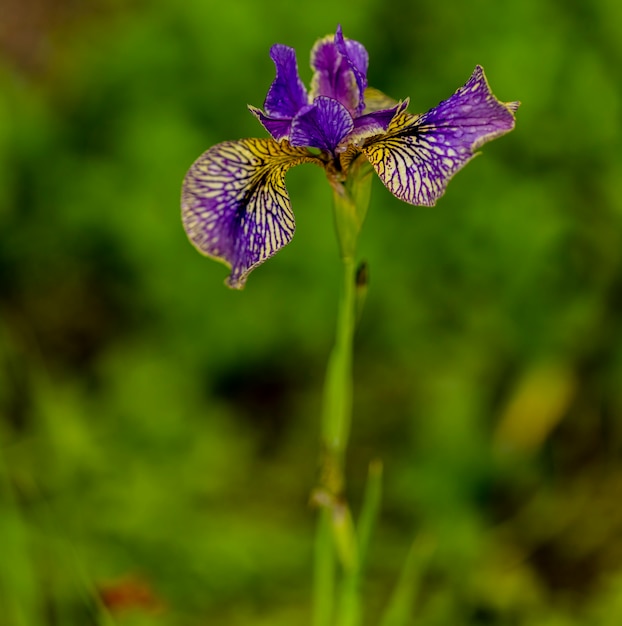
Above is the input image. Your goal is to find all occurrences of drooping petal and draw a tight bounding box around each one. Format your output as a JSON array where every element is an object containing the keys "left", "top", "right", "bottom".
[
  {"left": 362, "top": 66, "right": 518, "bottom": 206},
  {"left": 263, "top": 44, "right": 309, "bottom": 119},
  {"left": 290, "top": 96, "right": 354, "bottom": 153},
  {"left": 419, "top": 65, "right": 519, "bottom": 150},
  {"left": 182, "top": 138, "right": 320, "bottom": 288},
  {"left": 309, "top": 28, "right": 366, "bottom": 117}
]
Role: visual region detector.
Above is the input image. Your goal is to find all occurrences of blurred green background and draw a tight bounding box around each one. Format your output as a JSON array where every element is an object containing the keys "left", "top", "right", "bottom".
[{"left": 1, "top": 0, "right": 622, "bottom": 624}]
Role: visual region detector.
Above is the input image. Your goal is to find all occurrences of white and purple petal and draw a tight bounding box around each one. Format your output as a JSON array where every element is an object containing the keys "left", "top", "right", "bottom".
[
  {"left": 290, "top": 97, "right": 354, "bottom": 153},
  {"left": 182, "top": 138, "right": 319, "bottom": 288},
  {"left": 362, "top": 66, "right": 518, "bottom": 206}
]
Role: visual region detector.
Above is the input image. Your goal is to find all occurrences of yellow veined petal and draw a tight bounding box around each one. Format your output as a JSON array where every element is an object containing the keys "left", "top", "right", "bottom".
[{"left": 182, "top": 138, "right": 321, "bottom": 288}]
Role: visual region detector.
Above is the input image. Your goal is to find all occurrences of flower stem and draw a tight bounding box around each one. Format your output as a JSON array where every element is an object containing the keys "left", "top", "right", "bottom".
[
  {"left": 314, "top": 254, "right": 357, "bottom": 626},
  {"left": 322, "top": 255, "right": 356, "bottom": 468},
  {"left": 314, "top": 507, "right": 337, "bottom": 626},
  {"left": 314, "top": 160, "right": 373, "bottom": 626}
]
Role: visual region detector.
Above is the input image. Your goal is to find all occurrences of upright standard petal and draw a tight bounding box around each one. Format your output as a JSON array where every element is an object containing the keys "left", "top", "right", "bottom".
[
  {"left": 310, "top": 28, "right": 366, "bottom": 117},
  {"left": 264, "top": 44, "right": 308, "bottom": 118},
  {"left": 334, "top": 25, "right": 368, "bottom": 116},
  {"left": 362, "top": 66, "right": 518, "bottom": 206},
  {"left": 182, "top": 138, "right": 319, "bottom": 289}
]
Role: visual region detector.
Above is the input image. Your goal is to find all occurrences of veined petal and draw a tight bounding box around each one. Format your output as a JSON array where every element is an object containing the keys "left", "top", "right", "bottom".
[
  {"left": 334, "top": 24, "right": 368, "bottom": 115},
  {"left": 310, "top": 28, "right": 366, "bottom": 117},
  {"left": 182, "top": 138, "right": 319, "bottom": 288},
  {"left": 362, "top": 66, "right": 518, "bottom": 206},
  {"left": 290, "top": 96, "right": 354, "bottom": 153},
  {"left": 263, "top": 44, "right": 309, "bottom": 119},
  {"left": 420, "top": 65, "right": 519, "bottom": 150}
]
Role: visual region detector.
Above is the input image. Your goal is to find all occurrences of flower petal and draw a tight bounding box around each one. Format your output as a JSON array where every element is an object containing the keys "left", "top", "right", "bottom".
[
  {"left": 263, "top": 44, "right": 309, "bottom": 119},
  {"left": 248, "top": 105, "right": 293, "bottom": 141},
  {"left": 249, "top": 45, "right": 309, "bottom": 141},
  {"left": 334, "top": 25, "right": 368, "bottom": 115},
  {"left": 182, "top": 138, "right": 319, "bottom": 288},
  {"left": 420, "top": 65, "right": 519, "bottom": 151},
  {"left": 310, "top": 27, "right": 367, "bottom": 117},
  {"left": 362, "top": 66, "right": 518, "bottom": 206},
  {"left": 290, "top": 96, "right": 354, "bottom": 153}
]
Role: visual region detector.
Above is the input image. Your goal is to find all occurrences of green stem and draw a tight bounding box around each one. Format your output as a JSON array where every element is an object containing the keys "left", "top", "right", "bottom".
[
  {"left": 314, "top": 508, "right": 336, "bottom": 626},
  {"left": 323, "top": 255, "right": 357, "bottom": 466},
  {"left": 314, "top": 254, "right": 357, "bottom": 626},
  {"left": 313, "top": 157, "right": 373, "bottom": 626}
]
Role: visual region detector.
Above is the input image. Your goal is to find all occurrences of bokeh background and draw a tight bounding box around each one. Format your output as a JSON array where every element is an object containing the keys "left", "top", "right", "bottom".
[{"left": 1, "top": 0, "right": 622, "bottom": 624}]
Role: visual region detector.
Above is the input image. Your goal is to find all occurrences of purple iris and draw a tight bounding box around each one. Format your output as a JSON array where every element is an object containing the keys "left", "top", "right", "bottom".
[
  {"left": 182, "top": 26, "right": 519, "bottom": 289},
  {"left": 248, "top": 26, "right": 401, "bottom": 155}
]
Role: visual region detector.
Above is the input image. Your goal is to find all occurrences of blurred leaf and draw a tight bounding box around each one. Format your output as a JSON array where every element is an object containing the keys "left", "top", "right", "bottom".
[
  {"left": 494, "top": 362, "right": 576, "bottom": 453},
  {"left": 379, "top": 535, "right": 436, "bottom": 626}
]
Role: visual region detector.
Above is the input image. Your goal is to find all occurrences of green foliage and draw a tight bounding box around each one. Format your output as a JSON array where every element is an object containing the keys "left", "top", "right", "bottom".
[{"left": 1, "top": 0, "right": 622, "bottom": 624}]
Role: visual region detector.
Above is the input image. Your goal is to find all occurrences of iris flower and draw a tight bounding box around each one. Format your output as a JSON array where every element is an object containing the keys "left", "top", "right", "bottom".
[{"left": 182, "top": 25, "right": 518, "bottom": 289}]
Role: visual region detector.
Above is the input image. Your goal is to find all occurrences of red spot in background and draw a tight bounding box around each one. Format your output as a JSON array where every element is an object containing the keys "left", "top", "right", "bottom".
[{"left": 98, "top": 575, "right": 165, "bottom": 615}]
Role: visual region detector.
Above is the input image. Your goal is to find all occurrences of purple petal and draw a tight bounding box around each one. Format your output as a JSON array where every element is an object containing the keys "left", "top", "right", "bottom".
[
  {"left": 248, "top": 105, "right": 293, "bottom": 141},
  {"left": 362, "top": 66, "right": 518, "bottom": 206},
  {"left": 182, "top": 138, "right": 319, "bottom": 288},
  {"left": 309, "top": 29, "right": 366, "bottom": 117},
  {"left": 263, "top": 44, "right": 308, "bottom": 119},
  {"left": 419, "top": 65, "right": 519, "bottom": 151},
  {"left": 290, "top": 96, "right": 354, "bottom": 153},
  {"left": 334, "top": 25, "right": 368, "bottom": 115}
]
